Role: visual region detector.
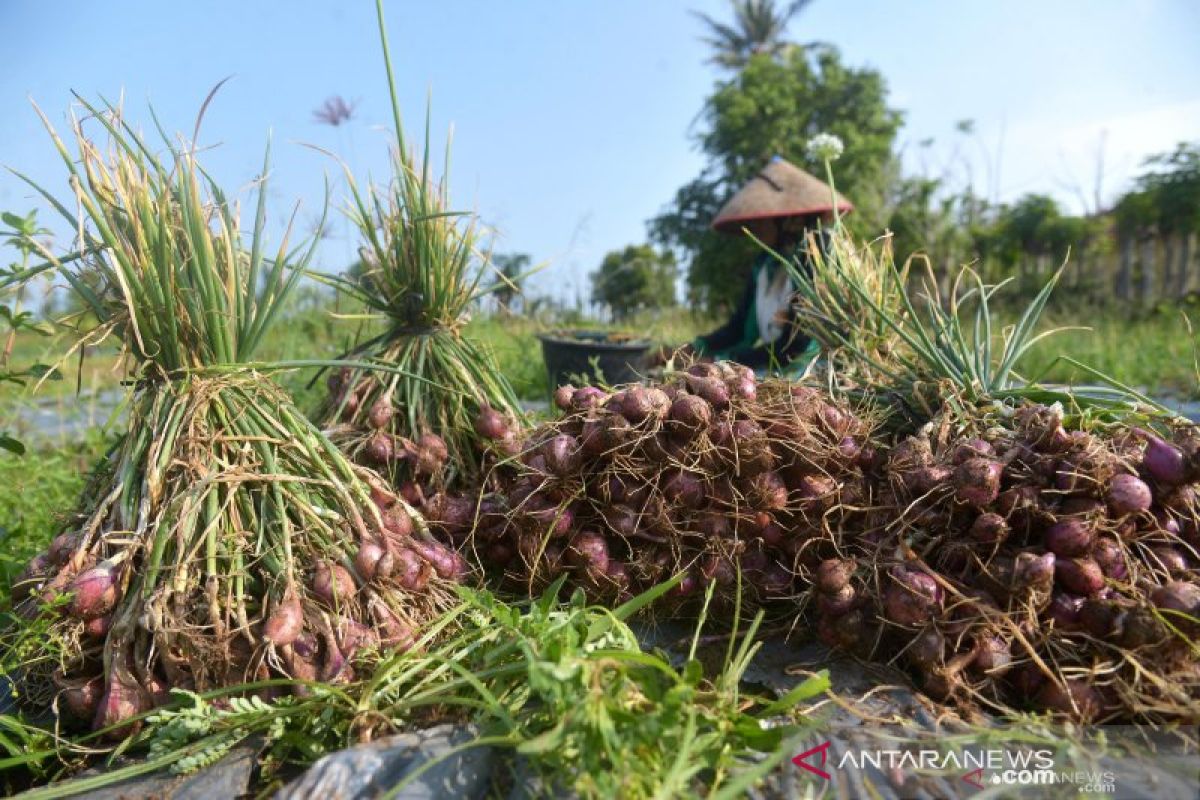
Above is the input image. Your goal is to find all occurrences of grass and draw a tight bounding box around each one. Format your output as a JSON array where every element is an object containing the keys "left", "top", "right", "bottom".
[
  {"left": 2, "top": 299, "right": 1193, "bottom": 432},
  {"left": 0, "top": 305, "right": 713, "bottom": 412},
  {"left": 1, "top": 579, "right": 829, "bottom": 799},
  {"left": 1021, "top": 307, "right": 1199, "bottom": 399},
  {"left": 0, "top": 434, "right": 110, "bottom": 603}
]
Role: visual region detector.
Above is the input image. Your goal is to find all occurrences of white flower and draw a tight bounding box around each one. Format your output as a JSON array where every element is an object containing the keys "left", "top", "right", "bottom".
[{"left": 806, "top": 133, "right": 844, "bottom": 163}]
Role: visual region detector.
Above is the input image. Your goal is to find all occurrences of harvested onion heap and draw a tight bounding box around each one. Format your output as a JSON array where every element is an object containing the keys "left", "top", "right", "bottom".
[
  {"left": 813, "top": 402, "right": 1200, "bottom": 722},
  {"left": 316, "top": 30, "right": 523, "bottom": 489},
  {"left": 322, "top": 365, "right": 519, "bottom": 492},
  {"left": 3, "top": 103, "right": 462, "bottom": 736},
  {"left": 466, "top": 363, "right": 876, "bottom": 608}
]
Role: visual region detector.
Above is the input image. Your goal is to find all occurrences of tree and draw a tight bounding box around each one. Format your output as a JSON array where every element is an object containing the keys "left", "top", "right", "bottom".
[
  {"left": 649, "top": 46, "right": 902, "bottom": 308},
  {"left": 491, "top": 252, "right": 532, "bottom": 314},
  {"left": 693, "top": 0, "right": 813, "bottom": 70},
  {"left": 1138, "top": 143, "right": 1200, "bottom": 298},
  {"left": 590, "top": 244, "right": 678, "bottom": 321},
  {"left": 886, "top": 176, "right": 967, "bottom": 290}
]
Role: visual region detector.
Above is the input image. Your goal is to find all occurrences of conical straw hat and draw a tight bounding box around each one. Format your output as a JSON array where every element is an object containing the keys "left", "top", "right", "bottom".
[{"left": 712, "top": 156, "right": 853, "bottom": 234}]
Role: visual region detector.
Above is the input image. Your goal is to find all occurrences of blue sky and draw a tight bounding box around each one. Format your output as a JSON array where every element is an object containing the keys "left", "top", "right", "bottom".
[{"left": 1, "top": 0, "right": 1197, "bottom": 302}]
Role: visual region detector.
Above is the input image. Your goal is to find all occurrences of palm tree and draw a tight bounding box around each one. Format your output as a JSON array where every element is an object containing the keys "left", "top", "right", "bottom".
[{"left": 693, "top": 0, "right": 813, "bottom": 69}]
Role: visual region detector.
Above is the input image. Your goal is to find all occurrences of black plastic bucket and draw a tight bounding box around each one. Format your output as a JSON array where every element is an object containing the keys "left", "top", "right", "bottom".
[{"left": 537, "top": 330, "right": 651, "bottom": 389}]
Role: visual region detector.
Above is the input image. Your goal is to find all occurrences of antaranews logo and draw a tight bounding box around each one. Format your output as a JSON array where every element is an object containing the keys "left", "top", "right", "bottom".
[
  {"left": 790, "top": 741, "right": 832, "bottom": 781},
  {"left": 791, "top": 741, "right": 1067, "bottom": 791}
]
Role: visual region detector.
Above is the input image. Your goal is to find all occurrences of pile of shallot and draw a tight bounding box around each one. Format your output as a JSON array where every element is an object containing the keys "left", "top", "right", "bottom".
[
  {"left": 813, "top": 402, "right": 1200, "bottom": 722},
  {"left": 321, "top": 367, "right": 521, "bottom": 491},
  {"left": 7, "top": 380, "right": 467, "bottom": 737},
  {"left": 462, "top": 363, "right": 877, "bottom": 610}
]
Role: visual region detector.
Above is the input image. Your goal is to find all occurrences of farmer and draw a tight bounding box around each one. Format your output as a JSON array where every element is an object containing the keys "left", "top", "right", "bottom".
[{"left": 682, "top": 156, "right": 852, "bottom": 371}]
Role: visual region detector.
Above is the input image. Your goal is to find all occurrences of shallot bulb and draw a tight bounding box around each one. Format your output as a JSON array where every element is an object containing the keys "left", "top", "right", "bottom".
[
  {"left": 48, "top": 532, "right": 80, "bottom": 566},
  {"left": 817, "top": 584, "right": 856, "bottom": 616},
  {"left": 1044, "top": 519, "right": 1095, "bottom": 557},
  {"left": 83, "top": 614, "right": 112, "bottom": 639},
  {"left": 326, "top": 366, "right": 348, "bottom": 395},
  {"left": 335, "top": 617, "right": 379, "bottom": 658},
  {"left": 1055, "top": 557, "right": 1104, "bottom": 596},
  {"left": 367, "top": 395, "right": 394, "bottom": 429},
  {"left": 1046, "top": 592, "right": 1085, "bottom": 630},
  {"left": 354, "top": 541, "right": 387, "bottom": 582},
  {"left": 474, "top": 403, "right": 509, "bottom": 440},
  {"left": 397, "top": 481, "right": 425, "bottom": 508},
  {"left": 409, "top": 539, "right": 469, "bottom": 580},
  {"left": 836, "top": 436, "right": 862, "bottom": 463},
  {"left": 370, "top": 601, "right": 416, "bottom": 651},
  {"left": 684, "top": 375, "right": 730, "bottom": 411},
  {"left": 285, "top": 633, "right": 321, "bottom": 682},
  {"left": 485, "top": 541, "right": 515, "bottom": 567},
  {"left": 541, "top": 435, "right": 581, "bottom": 476},
  {"left": 391, "top": 548, "right": 433, "bottom": 591},
  {"left": 369, "top": 483, "right": 397, "bottom": 512},
  {"left": 750, "top": 471, "right": 789, "bottom": 511},
  {"left": 1151, "top": 581, "right": 1200, "bottom": 616},
  {"left": 553, "top": 385, "right": 575, "bottom": 410},
  {"left": 912, "top": 464, "right": 953, "bottom": 494},
  {"left": 643, "top": 387, "right": 672, "bottom": 420},
  {"left": 1091, "top": 536, "right": 1128, "bottom": 580},
  {"left": 889, "top": 437, "right": 934, "bottom": 470},
  {"left": 662, "top": 470, "right": 706, "bottom": 509},
  {"left": 262, "top": 593, "right": 304, "bottom": 646},
  {"left": 567, "top": 531, "right": 610, "bottom": 575},
  {"left": 580, "top": 417, "right": 608, "bottom": 457},
  {"left": 668, "top": 394, "right": 712, "bottom": 435},
  {"left": 727, "top": 367, "right": 757, "bottom": 402},
  {"left": 952, "top": 438, "right": 994, "bottom": 464},
  {"left": 758, "top": 520, "right": 785, "bottom": 547},
  {"left": 93, "top": 670, "right": 149, "bottom": 738},
  {"left": 11, "top": 553, "right": 51, "bottom": 603},
  {"left": 364, "top": 431, "right": 395, "bottom": 465},
  {"left": 884, "top": 566, "right": 942, "bottom": 626},
  {"left": 855, "top": 444, "right": 881, "bottom": 472},
  {"left": 62, "top": 675, "right": 104, "bottom": 720},
  {"left": 815, "top": 559, "right": 854, "bottom": 594},
  {"left": 429, "top": 494, "right": 475, "bottom": 538},
  {"left": 311, "top": 562, "right": 356, "bottom": 606},
  {"left": 603, "top": 505, "right": 640, "bottom": 539},
  {"left": 382, "top": 505, "right": 414, "bottom": 540},
  {"left": 970, "top": 636, "right": 1012, "bottom": 676},
  {"left": 953, "top": 458, "right": 1003, "bottom": 508},
  {"left": 905, "top": 628, "right": 945, "bottom": 668},
  {"left": 969, "top": 512, "right": 1009, "bottom": 544},
  {"left": 757, "top": 564, "right": 794, "bottom": 599},
  {"left": 1146, "top": 545, "right": 1188, "bottom": 575},
  {"left": 1133, "top": 427, "right": 1186, "bottom": 486},
  {"left": 411, "top": 433, "right": 449, "bottom": 476},
  {"left": 614, "top": 386, "right": 659, "bottom": 424},
  {"left": 1036, "top": 679, "right": 1102, "bottom": 722},
  {"left": 69, "top": 565, "right": 119, "bottom": 620},
  {"left": 1017, "top": 551, "right": 1057, "bottom": 588},
  {"left": 795, "top": 474, "right": 837, "bottom": 512},
  {"left": 571, "top": 386, "right": 607, "bottom": 410},
  {"left": 1107, "top": 473, "right": 1152, "bottom": 516}
]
